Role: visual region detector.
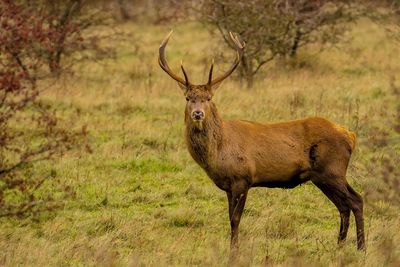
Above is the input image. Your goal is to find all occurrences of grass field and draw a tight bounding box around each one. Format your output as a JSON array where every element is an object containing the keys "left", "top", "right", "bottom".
[{"left": 0, "top": 19, "right": 399, "bottom": 266}]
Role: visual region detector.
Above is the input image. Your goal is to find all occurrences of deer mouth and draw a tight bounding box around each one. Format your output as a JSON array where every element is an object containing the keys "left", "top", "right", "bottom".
[
  {"left": 192, "top": 118, "right": 204, "bottom": 129},
  {"left": 192, "top": 115, "right": 203, "bottom": 121}
]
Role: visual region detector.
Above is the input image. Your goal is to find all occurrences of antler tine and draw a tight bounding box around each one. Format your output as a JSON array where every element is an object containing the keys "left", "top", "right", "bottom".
[
  {"left": 209, "top": 32, "right": 245, "bottom": 86},
  {"left": 207, "top": 58, "right": 214, "bottom": 85},
  {"left": 158, "top": 30, "right": 188, "bottom": 86},
  {"left": 181, "top": 60, "right": 190, "bottom": 85}
]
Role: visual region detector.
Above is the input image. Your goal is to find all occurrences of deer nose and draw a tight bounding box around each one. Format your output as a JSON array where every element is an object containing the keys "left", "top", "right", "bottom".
[{"left": 192, "top": 110, "right": 204, "bottom": 120}]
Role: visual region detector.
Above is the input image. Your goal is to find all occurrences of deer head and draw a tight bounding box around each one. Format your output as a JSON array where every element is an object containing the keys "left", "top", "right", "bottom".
[{"left": 158, "top": 31, "right": 245, "bottom": 128}]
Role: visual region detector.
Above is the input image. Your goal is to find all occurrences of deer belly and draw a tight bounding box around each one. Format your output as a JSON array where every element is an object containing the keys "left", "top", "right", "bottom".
[{"left": 252, "top": 160, "right": 311, "bottom": 189}]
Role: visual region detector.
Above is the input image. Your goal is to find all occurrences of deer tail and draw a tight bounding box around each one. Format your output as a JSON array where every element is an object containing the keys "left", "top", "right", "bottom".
[
  {"left": 347, "top": 130, "right": 357, "bottom": 152},
  {"left": 334, "top": 124, "right": 357, "bottom": 152}
]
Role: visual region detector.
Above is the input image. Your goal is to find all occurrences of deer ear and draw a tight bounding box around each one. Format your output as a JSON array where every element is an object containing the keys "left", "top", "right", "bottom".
[{"left": 209, "top": 81, "right": 223, "bottom": 93}]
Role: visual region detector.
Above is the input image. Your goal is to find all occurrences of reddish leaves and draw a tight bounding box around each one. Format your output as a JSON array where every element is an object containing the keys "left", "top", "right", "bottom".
[{"left": 0, "top": 0, "right": 88, "bottom": 218}]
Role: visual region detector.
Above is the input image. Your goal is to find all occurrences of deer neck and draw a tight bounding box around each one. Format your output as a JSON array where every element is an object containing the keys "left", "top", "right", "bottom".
[{"left": 185, "top": 103, "right": 224, "bottom": 169}]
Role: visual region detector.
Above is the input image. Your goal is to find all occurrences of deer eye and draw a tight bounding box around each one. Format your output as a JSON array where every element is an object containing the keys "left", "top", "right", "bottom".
[
  {"left": 186, "top": 97, "right": 189, "bottom": 101},
  {"left": 207, "top": 98, "right": 211, "bottom": 101}
]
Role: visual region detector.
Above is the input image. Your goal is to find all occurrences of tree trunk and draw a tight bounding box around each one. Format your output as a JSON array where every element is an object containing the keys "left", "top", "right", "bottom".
[
  {"left": 240, "top": 55, "right": 254, "bottom": 89},
  {"left": 290, "top": 27, "right": 302, "bottom": 58},
  {"left": 117, "top": 0, "right": 130, "bottom": 21},
  {"left": 245, "top": 74, "right": 254, "bottom": 89}
]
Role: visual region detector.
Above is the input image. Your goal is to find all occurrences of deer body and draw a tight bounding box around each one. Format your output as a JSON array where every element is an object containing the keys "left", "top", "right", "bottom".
[
  {"left": 185, "top": 105, "right": 355, "bottom": 191},
  {"left": 158, "top": 31, "right": 365, "bottom": 260}
]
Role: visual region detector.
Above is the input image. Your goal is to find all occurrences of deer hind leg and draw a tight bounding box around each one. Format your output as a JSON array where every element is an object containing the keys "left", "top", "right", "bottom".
[
  {"left": 313, "top": 178, "right": 365, "bottom": 250},
  {"left": 313, "top": 181, "right": 351, "bottom": 244},
  {"left": 339, "top": 210, "right": 351, "bottom": 243},
  {"left": 346, "top": 183, "right": 365, "bottom": 250},
  {"left": 310, "top": 141, "right": 364, "bottom": 250}
]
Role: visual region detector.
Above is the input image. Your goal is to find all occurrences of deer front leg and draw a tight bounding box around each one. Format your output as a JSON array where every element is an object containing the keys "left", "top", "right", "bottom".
[{"left": 227, "top": 181, "right": 249, "bottom": 255}]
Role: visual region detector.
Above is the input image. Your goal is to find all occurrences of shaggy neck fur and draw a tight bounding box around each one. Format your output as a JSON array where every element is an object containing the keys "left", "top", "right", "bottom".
[{"left": 184, "top": 102, "right": 223, "bottom": 169}]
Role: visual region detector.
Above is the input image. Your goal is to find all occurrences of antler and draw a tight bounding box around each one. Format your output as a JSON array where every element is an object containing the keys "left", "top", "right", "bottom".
[
  {"left": 208, "top": 32, "right": 245, "bottom": 86},
  {"left": 158, "top": 30, "right": 190, "bottom": 86}
]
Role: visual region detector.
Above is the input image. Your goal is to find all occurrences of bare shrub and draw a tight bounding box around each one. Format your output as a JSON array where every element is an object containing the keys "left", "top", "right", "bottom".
[
  {"left": 11, "top": 0, "right": 131, "bottom": 76},
  {"left": 202, "top": 0, "right": 357, "bottom": 87},
  {"left": 0, "top": 0, "right": 88, "bottom": 217}
]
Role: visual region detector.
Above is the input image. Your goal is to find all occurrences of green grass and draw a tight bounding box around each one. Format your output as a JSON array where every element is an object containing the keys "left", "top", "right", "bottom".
[{"left": 1, "top": 20, "right": 400, "bottom": 266}]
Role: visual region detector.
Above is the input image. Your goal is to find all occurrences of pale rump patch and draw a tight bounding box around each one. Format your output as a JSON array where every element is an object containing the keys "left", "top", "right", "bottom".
[{"left": 333, "top": 124, "right": 357, "bottom": 151}]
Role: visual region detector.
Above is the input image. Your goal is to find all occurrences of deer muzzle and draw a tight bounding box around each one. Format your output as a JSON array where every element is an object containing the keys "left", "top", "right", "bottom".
[{"left": 192, "top": 110, "right": 204, "bottom": 121}]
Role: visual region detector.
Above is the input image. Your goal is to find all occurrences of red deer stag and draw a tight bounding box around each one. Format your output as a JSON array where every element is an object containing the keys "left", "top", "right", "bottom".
[{"left": 158, "top": 31, "right": 365, "bottom": 255}]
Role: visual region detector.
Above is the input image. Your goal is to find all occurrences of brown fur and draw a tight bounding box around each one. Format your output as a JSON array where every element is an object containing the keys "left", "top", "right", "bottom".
[
  {"left": 158, "top": 33, "right": 365, "bottom": 260},
  {"left": 182, "top": 86, "right": 365, "bottom": 255}
]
